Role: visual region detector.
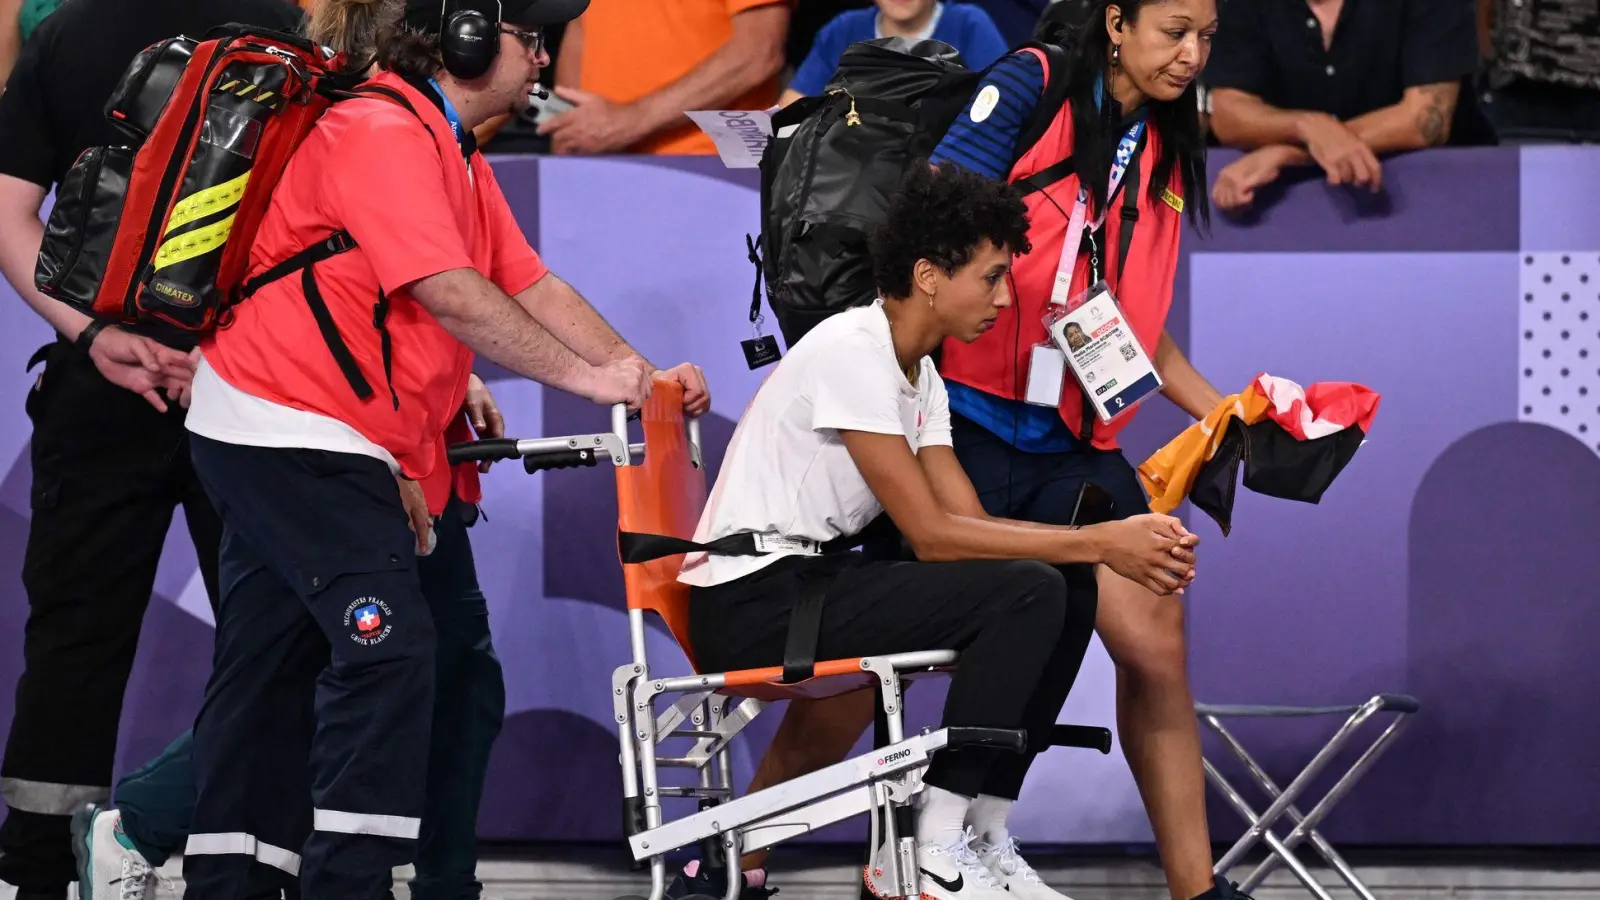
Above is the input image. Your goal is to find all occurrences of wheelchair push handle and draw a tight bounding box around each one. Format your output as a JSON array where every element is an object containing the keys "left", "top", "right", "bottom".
[
  {"left": 446, "top": 433, "right": 628, "bottom": 471},
  {"left": 445, "top": 401, "right": 702, "bottom": 472},
  {"left": 445, "top": 438, "right": 521, "bottom": 464}
]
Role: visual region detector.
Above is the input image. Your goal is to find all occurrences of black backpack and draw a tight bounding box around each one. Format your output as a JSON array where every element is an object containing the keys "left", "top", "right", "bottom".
[{"left": 752, "top": 36, "right": 1075, "bottom": 351}]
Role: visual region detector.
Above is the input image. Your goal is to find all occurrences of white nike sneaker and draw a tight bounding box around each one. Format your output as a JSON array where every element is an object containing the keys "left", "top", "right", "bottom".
[
  {"left": 977, "top": 836, "right": 1075, "bottom": 900},
  {"left": 863, "top": 826, "right": 1012, "bottom": 900},
  {"left": 70, "top": 806, "right": 164, "bottom": 900}
]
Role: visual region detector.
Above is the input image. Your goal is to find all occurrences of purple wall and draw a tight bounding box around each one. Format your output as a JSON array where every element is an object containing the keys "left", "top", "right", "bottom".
[{"left": 2, "top": 147, "right": 1598, "bottom": 847}]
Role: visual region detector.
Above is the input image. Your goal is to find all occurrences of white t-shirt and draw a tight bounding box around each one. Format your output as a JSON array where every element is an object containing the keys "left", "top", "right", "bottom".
[
  {"left": 186, "top": 355, "right": 400, "bottom": 474},
  {"left": 678, "top": 302, "right": 953, "bottom": 588}
]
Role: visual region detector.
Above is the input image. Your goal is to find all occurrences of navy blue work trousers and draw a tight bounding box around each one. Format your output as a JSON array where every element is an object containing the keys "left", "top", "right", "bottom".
[{"left": 181, "top": 437, "right": 436, "bottom": 900}]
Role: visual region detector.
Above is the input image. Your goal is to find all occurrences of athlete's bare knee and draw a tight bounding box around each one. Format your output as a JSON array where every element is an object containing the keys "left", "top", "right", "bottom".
[{"left": 1108, "top": 590, "right": 1189, "bottom": 686}]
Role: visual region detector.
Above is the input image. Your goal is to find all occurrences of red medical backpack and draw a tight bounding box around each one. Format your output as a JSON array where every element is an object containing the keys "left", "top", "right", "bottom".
[{"left": 35, "top": 25, "right": 376, "bottom": 335}]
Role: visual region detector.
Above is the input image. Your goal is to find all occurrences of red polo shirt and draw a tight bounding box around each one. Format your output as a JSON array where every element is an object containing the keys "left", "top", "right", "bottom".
[{"left": 203, "top": 72, "right": 546, "bottom": 508}]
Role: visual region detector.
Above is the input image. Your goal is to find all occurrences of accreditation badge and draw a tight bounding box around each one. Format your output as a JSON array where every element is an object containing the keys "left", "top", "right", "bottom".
[{"left": 1043, "top": 281, "right": 1162, "bottom": 423}]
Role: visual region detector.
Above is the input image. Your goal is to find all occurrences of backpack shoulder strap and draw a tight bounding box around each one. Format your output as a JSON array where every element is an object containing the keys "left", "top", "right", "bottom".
[
  {"left": 1015, "top": 156, "right": 1075, "bottom": 196},
  {"left": 346, "top": 83, "right": 420, "bottom": 115},
  {"left": 1012, "top": 41, "right": 1075, "bottom": 166},
  {"left": 1113, "top": 128, "right": 1146, "bottom": 287},
  {"left": 1004, "top": 41, "right": 1079, "bottom": 196},
  {"left": 230, "top": 83, "right": 437, "bottom": 406}
]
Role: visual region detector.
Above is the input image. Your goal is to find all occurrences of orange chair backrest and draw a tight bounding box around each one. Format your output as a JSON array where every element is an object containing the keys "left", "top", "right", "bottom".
[{"left": 614, "top": 381, "right": 707, "bottom": 670}]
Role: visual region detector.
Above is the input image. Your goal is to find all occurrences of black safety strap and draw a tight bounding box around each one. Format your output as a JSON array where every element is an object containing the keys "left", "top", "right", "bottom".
[
  {"left": 617, "top": 529, "right": 862, "bottom": 565},
  {"left": 782, "top": 573, "right": 831, "bottom": 684},
  {"left": 618, "top": 528, "right": 863, "bottom": 685}
]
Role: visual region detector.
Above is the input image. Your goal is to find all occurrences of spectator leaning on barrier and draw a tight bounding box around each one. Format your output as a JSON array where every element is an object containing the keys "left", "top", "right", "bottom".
[
  {"left": 174, "top": 0, "right": 710, "bottom": 896},
  {"left": 0, "top": 0, "right": 306, "bottom": 897},
  {"left": 1205, "top": 0, "right": 1495, "bottom": 215},
  {"left": 539, "top": 0, "right": 791, "bottom": 155},
  {"left": 780, "top": 1, "right": 1010, "bottom": 106}
]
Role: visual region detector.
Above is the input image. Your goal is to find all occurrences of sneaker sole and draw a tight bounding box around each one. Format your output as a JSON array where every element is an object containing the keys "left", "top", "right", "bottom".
[{"left": 68, "top": 805, "right": 97, "bottom": 900}]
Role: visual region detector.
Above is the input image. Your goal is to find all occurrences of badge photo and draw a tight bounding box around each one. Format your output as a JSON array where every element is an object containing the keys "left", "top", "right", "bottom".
[{"left": 1044, "top": 283, "right": 1162, "bottom": 423}]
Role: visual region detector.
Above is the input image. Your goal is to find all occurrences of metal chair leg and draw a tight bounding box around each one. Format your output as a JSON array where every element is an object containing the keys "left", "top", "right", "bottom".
[
  {"left": 1203, "top": 757, "right": 1338, "bottom": 900},
  {"left": 1201, "top": 698, "right": 1417, "bottom": 900},
  {"left": 1229, "top": 715, "right": 1412, "bottom": 896}
]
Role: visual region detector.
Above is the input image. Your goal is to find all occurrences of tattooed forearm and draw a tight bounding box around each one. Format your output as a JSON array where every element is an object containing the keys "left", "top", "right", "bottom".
[{"left": 1414, "top": 83, "right": 1457, "bottom": 146}]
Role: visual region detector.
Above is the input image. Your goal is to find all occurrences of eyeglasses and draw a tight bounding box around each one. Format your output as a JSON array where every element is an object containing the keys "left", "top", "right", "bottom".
[{"left": 500, "top": 25, "right": 545, "bottom": 56}]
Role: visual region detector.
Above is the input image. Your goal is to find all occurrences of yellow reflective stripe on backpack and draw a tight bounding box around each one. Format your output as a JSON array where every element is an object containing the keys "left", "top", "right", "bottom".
[
  {"left": 153, "top": 213, "right": 236, "bottom": 270},
  {"left": 163, "top": 171, "right": 250, "bottom": 236}
]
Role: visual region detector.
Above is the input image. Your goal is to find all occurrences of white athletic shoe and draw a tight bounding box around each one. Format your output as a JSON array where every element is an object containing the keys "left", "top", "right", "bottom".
[
  {"left": 864, "top": 826, "right": 1012, "bottom": 900},
  {"left": 977, "top": 836, "right": 1075, "bottom": 900},
  {"left": 70, "top": 806, "right": 163, "bottom": 900}
]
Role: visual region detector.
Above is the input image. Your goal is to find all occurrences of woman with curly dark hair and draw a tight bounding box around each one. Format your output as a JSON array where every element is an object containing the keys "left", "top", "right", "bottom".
[{"left": 680, "top": 163, "right": 1200, "bottom": 900}]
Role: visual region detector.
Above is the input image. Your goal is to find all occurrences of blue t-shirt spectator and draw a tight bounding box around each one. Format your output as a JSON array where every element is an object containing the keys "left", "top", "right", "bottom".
[{"left": 786, "top": 2, "right": 1010, "bottom": 98}]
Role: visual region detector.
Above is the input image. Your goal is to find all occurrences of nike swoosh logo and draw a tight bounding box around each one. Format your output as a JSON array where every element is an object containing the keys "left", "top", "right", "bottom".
[{"left": 922, "top": 868, "right": 964, "bottom": 893}]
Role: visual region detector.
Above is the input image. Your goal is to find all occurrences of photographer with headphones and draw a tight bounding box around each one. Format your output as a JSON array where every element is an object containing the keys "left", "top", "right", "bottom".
[{"left": 177, "top": 1, "right": 709, "bottom": 898}]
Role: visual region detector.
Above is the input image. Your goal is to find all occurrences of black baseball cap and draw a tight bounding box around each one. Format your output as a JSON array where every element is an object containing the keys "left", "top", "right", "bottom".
[{"left": 403, "top": 0, "right": 590, "bottom": 30}]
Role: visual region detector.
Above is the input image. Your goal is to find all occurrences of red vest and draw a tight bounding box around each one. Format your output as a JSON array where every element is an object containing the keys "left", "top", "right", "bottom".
[{"left": 939, "top": 92, "right": 1186, "bottom": 450}]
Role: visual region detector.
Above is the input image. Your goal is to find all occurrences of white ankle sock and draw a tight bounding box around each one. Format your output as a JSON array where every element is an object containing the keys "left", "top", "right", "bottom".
[
  {"left": 967, "top": 794, "right": 1014, "bottom": 846},
  {"left": 916, "top": 786, "right": 973, "bottom": 848}
]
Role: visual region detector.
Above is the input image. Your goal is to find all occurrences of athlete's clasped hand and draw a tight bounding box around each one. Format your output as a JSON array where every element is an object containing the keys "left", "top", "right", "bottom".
[{"left": 1092, "top": 513, "right": 1200, "bottom": 596}]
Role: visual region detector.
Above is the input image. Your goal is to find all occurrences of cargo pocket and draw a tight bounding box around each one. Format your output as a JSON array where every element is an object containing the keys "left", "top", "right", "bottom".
[
  {"left": 298, "top": 546, "right": 431, "bottom": 660},
  {"left": 295, "top": 545, "right": 414, "bottom": 600},
  {"left": 36, "top": 146, "right": 138, "bottom": 312},
  {"left": 23, "top": 343, "right": 63, "bottom": 426}
]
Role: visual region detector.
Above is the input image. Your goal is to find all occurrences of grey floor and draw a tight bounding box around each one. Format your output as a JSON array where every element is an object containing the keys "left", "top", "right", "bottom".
[
  {"left": 10, "top": 846, "right": 1600, "bottom": 899},
  {"left": 442, "top": 851, "right": 1600, "bottom": 900}
]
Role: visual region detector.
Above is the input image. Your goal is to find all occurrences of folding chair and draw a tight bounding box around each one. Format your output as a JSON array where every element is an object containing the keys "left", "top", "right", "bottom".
[
  {"left": 1195, "top": 693, "right": 1420, "bottom": 900},
  {"left": 451, "top": 380, "right": 1112, "bottom": 900}
]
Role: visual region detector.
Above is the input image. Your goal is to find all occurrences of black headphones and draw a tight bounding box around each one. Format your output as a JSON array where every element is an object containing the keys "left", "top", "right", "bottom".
[{"left": 438, "top": 0, "right": 503, "bottom": 80}]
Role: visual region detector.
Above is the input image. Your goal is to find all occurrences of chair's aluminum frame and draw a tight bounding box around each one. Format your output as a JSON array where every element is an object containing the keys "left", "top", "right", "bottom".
[
  {"left": 1198, "top": 694, "right": 1419, "bottom": 899},
  {"left": 597, "top": 405, "right": 948, "bottom": 900}
]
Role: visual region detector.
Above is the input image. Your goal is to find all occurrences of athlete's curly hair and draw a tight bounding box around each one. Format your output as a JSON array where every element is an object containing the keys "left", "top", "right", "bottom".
[{"left": 869, "top": 163, "right": 1033, "bottom": 300}]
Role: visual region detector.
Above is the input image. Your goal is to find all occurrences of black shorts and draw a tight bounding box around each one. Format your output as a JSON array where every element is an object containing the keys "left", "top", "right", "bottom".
[{"left": 952, "top": 410, "right": 1152, "bottom": 527}]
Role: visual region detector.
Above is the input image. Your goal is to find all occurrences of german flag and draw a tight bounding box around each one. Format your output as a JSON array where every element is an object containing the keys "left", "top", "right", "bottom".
[{"left": 1138, "top": 375, "right": 1380, "bottom": 535}]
